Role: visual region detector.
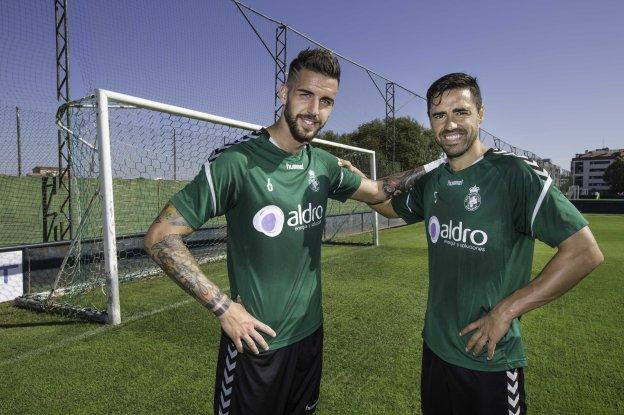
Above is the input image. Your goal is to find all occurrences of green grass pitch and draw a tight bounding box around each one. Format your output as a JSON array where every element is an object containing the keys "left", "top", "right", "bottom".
[{"left": 1, "top": 214, "right": 622, "bottom": 414}]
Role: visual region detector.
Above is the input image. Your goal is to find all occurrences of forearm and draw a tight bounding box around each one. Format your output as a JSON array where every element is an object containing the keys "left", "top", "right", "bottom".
[
  {"left": 353, "top": 164, "right": 430, "bottom": 205},
  {"left": 146, "top": 234, "right": 231, "bottom": 316},
  {"left": 375, "top": 158, "right": 445, "bottom": 203},
  {"left": 368, "top": 199, "right": 400, "bottom": 218},
  {"left": 379, "top": 165, "right": 429, "bottom": 200},
  {"left": 493, "top": 229, "right": 603, "bottom": 322},
  {"left": 343, "top": 158, "right": 444, "bottom": 205}
]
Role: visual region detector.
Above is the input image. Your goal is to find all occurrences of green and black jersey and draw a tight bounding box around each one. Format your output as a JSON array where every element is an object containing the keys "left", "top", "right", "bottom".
[
  {"left": 171, "top": 129, "right": 361, "bottom": 350},
  {"left": 392, "top": 148, "right": 588, "bottom": 371}
]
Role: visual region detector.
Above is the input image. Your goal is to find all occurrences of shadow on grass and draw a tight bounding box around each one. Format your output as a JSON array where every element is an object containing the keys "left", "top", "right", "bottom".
[{"left": 0, "top": 320, "right": 84, "bottom": 329}]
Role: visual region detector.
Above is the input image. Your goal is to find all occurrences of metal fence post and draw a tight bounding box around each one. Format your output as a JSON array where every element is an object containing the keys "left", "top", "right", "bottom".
[{"left": 15, "top": 106, "right": 22, "bottom": 176}]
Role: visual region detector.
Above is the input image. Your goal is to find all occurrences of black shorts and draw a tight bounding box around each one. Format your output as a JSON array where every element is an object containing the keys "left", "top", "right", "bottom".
[
  {"left": 421, "top": 343, "right": 527, "bottom": 415},
  {"left": 213, "top": 327, "right": 323, "bottom": 415}
]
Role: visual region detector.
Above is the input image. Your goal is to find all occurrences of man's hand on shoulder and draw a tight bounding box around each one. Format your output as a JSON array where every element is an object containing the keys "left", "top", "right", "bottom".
[
  {"left": 338, "top": 158, "right": 367, "bottom": 178},
  {"left": 339, "top": 157, "right": 445, "bottom": 218}
]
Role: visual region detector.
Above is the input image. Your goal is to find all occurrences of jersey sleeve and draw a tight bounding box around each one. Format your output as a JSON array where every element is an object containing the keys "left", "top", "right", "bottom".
[
  {"left": 507, "top": 159, "right": 588, "bottom": 247},
  {"left": 391, "top": 179, "right": 425, "bottom": 223},
  {"left": 170, "top": 150, "right": 247, "bottom": 229},
  {"left": 321, "top": 152, "right": 362, "bottom": 202}
]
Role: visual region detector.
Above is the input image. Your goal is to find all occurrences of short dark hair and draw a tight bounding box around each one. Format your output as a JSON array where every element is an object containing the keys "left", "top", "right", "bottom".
[
  {"left": 287, "top": 48, "right": 341, "bottom": 84},
  {"left": 426, "top": 73, "right": 482, "bottom": 114}
]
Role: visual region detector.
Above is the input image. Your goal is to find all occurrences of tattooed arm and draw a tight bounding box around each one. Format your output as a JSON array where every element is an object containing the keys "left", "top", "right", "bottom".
[
  {"left": 378, "top": 165, "right": 430, "bottom": 198},
  {"left": 343, "top": 158, "right": 445, "bottom": 206},
  {"left": 144, "top": 202, "right": 276, "bottom": 353}
]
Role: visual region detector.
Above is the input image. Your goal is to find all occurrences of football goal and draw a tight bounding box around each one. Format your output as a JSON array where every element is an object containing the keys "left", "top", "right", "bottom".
[{"left": 14, "top": 90, "right": 379, "bottom": 324}]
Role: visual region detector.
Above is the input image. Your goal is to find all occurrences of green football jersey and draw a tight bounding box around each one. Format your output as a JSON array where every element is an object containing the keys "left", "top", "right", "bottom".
[
  {"left": 171, "top": 129, "right": 361, "bottom": 350},
  {"left": 392, "top": 148, "right": 588, "bottom": 371}
]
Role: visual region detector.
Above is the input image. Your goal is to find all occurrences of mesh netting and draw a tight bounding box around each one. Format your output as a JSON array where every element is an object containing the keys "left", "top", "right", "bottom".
[{"left": 15, "top": 94, "right": 378, "bottom": 321}]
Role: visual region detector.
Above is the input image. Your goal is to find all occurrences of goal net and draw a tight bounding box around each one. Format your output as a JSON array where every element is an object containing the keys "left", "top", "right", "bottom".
[{"left": 14, "top": 90, "right": 379, "bottom": 324}]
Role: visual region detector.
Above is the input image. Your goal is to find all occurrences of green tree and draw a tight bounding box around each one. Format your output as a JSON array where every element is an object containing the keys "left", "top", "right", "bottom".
[
  {"left": 320, "top": 117, "right": 441, "bottom": 177},
  {"left": 603, "top": 158, "right": 624, "bottom": 193}
]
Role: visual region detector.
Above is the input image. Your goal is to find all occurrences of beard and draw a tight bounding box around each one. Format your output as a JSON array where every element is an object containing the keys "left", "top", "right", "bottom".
[
  {"left": 284, "top": 102, "right": 325, "bottom": 144},
  {"left": 436, "top": 128, "right": 478, "bottom": 159}
]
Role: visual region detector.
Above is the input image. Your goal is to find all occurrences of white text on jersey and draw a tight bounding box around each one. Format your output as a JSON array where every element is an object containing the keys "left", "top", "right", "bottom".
[{"left": 286, "top": 163, "right": 304, "bottom": 170}]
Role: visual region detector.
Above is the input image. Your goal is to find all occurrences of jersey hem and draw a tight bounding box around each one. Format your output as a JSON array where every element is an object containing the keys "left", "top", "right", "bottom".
[
  {"left": 424, "top": 340, "right": 527, "bottom": 372},
  {"left": 267, "top": 321, "right": 323, "bottom": 351},
  {"left": 543, "top": 218, "right": 589, "bottom": 248}
]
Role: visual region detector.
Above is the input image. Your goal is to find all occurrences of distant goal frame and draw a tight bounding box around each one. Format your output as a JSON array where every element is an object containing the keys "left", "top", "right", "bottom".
[{"left": 84, "top": 89, "right": 379, "bottom": 325}]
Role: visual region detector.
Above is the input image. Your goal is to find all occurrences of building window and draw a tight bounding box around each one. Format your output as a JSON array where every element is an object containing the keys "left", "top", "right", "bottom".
[{"left": 573, "top": 161, "right": 584, "bottom": 173}]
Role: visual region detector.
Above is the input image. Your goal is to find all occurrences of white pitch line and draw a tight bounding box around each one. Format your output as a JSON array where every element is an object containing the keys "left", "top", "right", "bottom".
[{"left": 0, "top": 298, "right": 194, "bottom": 367}]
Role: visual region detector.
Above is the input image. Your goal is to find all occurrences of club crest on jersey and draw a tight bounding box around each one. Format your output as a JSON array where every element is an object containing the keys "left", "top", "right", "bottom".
[
  {"left": 308, "top": 170, "right": 320, "bottom": 192},
  {"left": 464, "top": 185, "right": 481, "bottom": 211}
]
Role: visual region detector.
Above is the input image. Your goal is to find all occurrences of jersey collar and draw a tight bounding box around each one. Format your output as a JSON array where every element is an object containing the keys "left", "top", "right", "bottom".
[
  {"left": 443, "top": 148, "right": 493, "bottom": 175},
  {"left": 262, "top": 128, "right": 309, "bottom": 161}
]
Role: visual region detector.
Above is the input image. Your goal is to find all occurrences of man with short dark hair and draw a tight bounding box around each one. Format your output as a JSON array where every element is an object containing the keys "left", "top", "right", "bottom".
[
  {"left": 144, "top": 48, "right": 439, "bottom": 415},
  {"left": 371, "top": 73, "right": 603, "bottom": 414}
]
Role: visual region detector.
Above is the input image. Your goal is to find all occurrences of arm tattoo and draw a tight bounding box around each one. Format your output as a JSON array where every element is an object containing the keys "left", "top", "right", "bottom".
[
  {"left": 147, "top": 234, "right": 231, "bottom": 317},
  {"left": 381, "top": 165, "right": 427, "bottom": 198},
  {"left": 154, "top": 203, "right": 191, "bottom": 227}
]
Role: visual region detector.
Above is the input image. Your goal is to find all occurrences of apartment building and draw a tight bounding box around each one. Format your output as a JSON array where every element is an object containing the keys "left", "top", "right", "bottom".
[{"left": 571, "top": 148, "right": 624, "bottom": 193}]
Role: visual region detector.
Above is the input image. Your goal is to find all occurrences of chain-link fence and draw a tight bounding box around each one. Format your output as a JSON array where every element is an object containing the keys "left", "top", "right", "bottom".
[
  {"left": 1, "top": 1, "right": 564, "bottom": 313},
  {"left": 0, "top": 106, "right": 60, "bottom": 246}
]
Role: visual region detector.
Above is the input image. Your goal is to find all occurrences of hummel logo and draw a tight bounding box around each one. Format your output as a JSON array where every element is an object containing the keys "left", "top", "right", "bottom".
[
  {"left": 447, "top": 179, "right": 463, "bottom": 186},
  {"left": 286, "top": 163, "right": 304, "bottom": 170}
]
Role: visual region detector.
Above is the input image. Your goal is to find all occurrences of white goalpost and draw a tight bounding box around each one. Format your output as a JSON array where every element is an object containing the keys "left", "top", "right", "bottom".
[{"left": 16, "top": 89, "right": 380, "bottom": 324}]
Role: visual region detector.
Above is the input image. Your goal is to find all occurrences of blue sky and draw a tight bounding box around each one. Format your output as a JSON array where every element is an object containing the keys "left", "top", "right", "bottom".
[
  {"left": 239, "top": 0, "right": 623, "bottom": 168},
  {"left": 1, "top": 0, "right": 622, "bottom": 172}
]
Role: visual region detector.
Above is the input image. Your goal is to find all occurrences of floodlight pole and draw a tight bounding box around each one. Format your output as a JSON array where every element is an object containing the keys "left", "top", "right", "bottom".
[
  {"left": 274, "top": 25, "right": 287, "bottom": 121},
  {"left": 16, "top": 107, "right": 22, "bottom": 176},
  {"left": 385, "top": 82, "right": 396, "bottom": 164},
  {"left": 53, "top": 0, "right": 73, "bottom": 241}
]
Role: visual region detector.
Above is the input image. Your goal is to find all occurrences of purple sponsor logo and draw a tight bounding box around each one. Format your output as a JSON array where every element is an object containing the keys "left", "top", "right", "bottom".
[
  {"left": 252, "top": 205, "right": 284, "bottom": 237},
  {"left": 428, "top": 216, "right": 440, "bottom": 243},
  {"left": 429, "top": 217, "right": 489, "bottom": 247}
]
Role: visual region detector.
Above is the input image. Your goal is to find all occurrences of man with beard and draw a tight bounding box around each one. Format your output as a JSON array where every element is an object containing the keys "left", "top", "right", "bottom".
[
  {"left": 144, "top": 48, "right": 441, "bottom": 415},
  {"left": 370, "top": 73, "right": 603, "bottom": 414}
]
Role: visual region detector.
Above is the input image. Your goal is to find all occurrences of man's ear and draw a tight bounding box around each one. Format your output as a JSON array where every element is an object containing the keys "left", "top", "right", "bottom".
[
  {"left": 477, "top": 105, "right": 485, "bottom": 123},
  {"left": 278, "top": 84, "right": 288, "bottom": 105}
]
